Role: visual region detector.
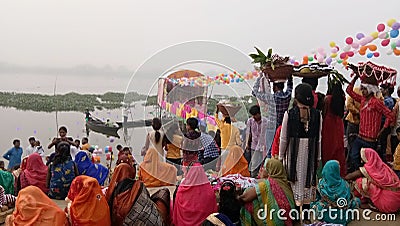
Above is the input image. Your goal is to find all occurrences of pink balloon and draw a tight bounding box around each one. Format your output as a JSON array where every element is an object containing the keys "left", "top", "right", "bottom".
[
  {"left": 381, "top": 39, "right": 390, "bottom": 47},
  {"left": 373, "top": 52, "right": 380, "bottom": 57},
  {"left": 377, "top": 23, "right": 385, "bottom": 32},
  {"left": 359, "top": 36, "right": 374, "bottom": 46},
  {"left": 378, "top": 32, "right": 387, "bottom": 39},
  {"left": 351, "top": 42, "right": 360, "bottom": 49},
  {"left": 331, "top": 47, "right": 338, "bottom": 53},
  {"left": 347, "top": 51, "right": 355, "bottom": 57},
  {"left": 340, "top": 52, "right": 347, "bottom": 59},
  {"left": 345, "top": 37, "right": 353, "bottom": 45},
  {"left": 317, "top": 55, "right": 324, "bottom": 63}
]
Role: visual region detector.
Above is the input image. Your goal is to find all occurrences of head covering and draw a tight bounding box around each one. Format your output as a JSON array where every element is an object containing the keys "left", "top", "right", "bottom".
[
  {"left": 0, "top": 170, "right": 14, "bottom": 195},
  {"left": 360, "top": 83, "right": 380, "bottom": 95},
  {"left": 221, "top": 146, "right": 250, "bottom": 177},
  {"left": 20, "top": 153, "right": 48, "bottom": 193},
  {"left": 139, "top": 148, "right": 177, "bottom": 187},
  {"left": 172, "top": 162, "right": 218, "bottom": 226},
  {"left": 6, "top": 186, "right": 67, "bottom": 226},
  {"left": 264, "top": 158, "right": 292, "bottom": 196},
  {"left": 295, "top": 83, "right": 314, "bottom": 107},
  {"left": 116, "top": 153, "right": 135, "bottom": 167},
  {"left": 67, "top": 175, "right": 111, "bottom": 226},
  {"left": 361, "top": 148, "right": 400, "bottom": 190},
  {"left": 105, "top": 163, "right": 135, "bottom": 201},
  {"left": 74, "top": 151, "right": 109, "bottom": 185}
]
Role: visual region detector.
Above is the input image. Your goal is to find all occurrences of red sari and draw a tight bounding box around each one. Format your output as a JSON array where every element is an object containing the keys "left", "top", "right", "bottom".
[
  {"left": 19, "top": 153, "right": 48, "bottom": 193},
  {"left": 321, "top": 95, "right": 346, "bottom": 177}
]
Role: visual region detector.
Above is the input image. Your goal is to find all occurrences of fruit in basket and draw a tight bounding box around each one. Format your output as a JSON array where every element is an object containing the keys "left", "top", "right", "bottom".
[{"left": 300, "top": 68, "right": 311, "bottom": 73}]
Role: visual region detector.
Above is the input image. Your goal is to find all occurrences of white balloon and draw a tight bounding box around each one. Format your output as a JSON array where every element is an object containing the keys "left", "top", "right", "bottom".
[{"left": 344, "top": 45, "right": 351, "bottom": 52}]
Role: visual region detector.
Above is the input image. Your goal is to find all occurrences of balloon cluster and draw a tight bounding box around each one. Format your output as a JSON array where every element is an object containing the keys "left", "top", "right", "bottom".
[
  {"left": 295, "top": 18, "right": 400, "bottom": 67},
  {"left": 165, "top": 70, "right": 260, "bottom": 87}
]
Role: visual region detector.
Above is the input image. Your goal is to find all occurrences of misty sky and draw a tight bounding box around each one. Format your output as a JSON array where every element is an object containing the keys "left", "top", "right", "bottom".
[{"left": 0, "top": 0, "right": 399, "bottom": 94}]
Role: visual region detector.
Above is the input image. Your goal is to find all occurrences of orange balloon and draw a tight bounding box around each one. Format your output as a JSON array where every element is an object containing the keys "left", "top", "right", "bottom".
[
  {"left": 394, "top": 48, "right": 400, "bottom": 56},
  {"left": 343, "top": 61, "right": 348, "bottom": 66},
  {"left": 302, "top": 56, "right": 309, "bottom": 65},
  {"left": 360, "top": 46, "right": 368, "bottom": 52},
  {"left": 368, "top": 44, "right": 377, "bottom": 51},
  {"left": 359, "top": 50, "right": 366, "bottom": 55}
]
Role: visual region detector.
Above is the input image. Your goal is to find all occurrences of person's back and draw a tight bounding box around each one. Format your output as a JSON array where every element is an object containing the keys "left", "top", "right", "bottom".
[{"left": 227, "top": 124, "right": 242, "bottom": 149}]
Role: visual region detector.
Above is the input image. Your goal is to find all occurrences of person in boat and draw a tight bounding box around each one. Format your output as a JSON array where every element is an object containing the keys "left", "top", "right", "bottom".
[
  {"left": 106, "top": 163, "right": 164, "bottom": 226},
  {"left": 221, "top": 145, "right": 250, "bottom": 177},
  {"left": 47, "top": 141, "right": 78, "bottom": 200},
  {"left": 172, "top": 162, "right": 218, "bottom": 226},
  {"left": 74, "top": 151, "right": 109, "bottom": 186},
  {"left": 6, "top": 186, "right": 67, "bottom": 226},
  {"left": 138, "top": 147, "right": 177, "bottom": 187},
  {"left": 311, "top": 160, "right": 360, "bottom": 225},
  {"left": 345, "top": 148, "right": 400, "bottom": 213},
  {"left": 105, "top": 118, "right": 114, "bottom": 127},
  {"left": 239, "top": 158, "right": 295, "bottom": 225},
  {"left": 66, "top": 175, "right": 111, "bottom": 226},
  {"left": 141, "top": 117, "right": 165, "bottom": 160},
  {"left": 85, "top": 108, "right": 91, "bottom": 120},
  {"left": 18, "top": 153, "right": 48, "bottom": 194}
]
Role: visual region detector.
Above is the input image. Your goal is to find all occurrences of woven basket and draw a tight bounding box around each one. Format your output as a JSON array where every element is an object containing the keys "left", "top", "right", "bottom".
[
  {"left": 292, "top": 70, "right": 330, "bottom": 79},
  {"left": 262, "top": 64, "right": 293, "bottom": 82}
]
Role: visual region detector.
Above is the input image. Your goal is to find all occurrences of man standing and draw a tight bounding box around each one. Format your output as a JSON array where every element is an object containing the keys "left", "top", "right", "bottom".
[
  {"left": 346, "top": 75, "right": 394, "bottom": 173},
  {"left": 245, "top": 105, "right": 267, "bottom": 177},
  {"left": 345, "top": 86, "right": 361, "bottom": 170},
  {"left": 23, "top": 137, "right": 36, "bottom": 158},
  {"left": 3, "top": 139, "right": 23, "bottom": 170},
  {"left": 379, "top": 84, "right": 396, "bottom": 162}
]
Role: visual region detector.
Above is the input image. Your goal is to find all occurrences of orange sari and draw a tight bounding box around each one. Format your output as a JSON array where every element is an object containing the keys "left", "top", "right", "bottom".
[
  {"left": 139, "top": 148, "right": 177, "bottom": 187},
  {"left": 221, "top": 145, "right": 250, "bottom": 177},
  {"left": 67, "top": 175, "right": 111, "bottom": 226},
  {"left": 6, "top": 186, "right": 67, "bottom": 226}
]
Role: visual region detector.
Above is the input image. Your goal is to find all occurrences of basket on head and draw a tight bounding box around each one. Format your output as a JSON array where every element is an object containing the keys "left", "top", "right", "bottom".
[
  {"left": 293, "top": 63, "right": 332, "bottom": 79},
  {"left": 262, "top": 54, "right": 293, "bottom": 82},
  {"left": 349, "top": 61, "right": 397, "bottom": 86}
]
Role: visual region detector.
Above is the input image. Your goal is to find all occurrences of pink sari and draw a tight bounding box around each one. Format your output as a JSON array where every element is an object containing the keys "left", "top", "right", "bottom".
[
  {"left": 19, "top": 153, "right": 48, "bottom": 193},
  {"left": 172, "top": 163, "right": 217, "bottom": 226},
  {"left": 355, "top": 148, "right": 400, "bottom": 213}
]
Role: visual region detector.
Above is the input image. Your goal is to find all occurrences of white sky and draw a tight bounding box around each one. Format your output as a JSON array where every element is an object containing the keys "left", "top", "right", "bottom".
[{"left": 0, "top": 0, "right": 399, "bottom": 94}]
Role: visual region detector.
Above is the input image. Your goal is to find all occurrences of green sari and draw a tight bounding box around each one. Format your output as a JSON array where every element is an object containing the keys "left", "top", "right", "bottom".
[
  {"left": 311, "top": 160, "right": 360, "bottom": 225},
  {"left": 241, "top": 158, "right": 295, "bottom": 226},
  {"left": 0, "top": 170, "right": 14, "bottom": 194}
]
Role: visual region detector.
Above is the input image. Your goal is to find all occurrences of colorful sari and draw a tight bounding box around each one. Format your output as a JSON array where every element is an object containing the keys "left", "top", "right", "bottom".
[
  {"left": 151, "top": 188, "right": 171, "bottom": 226},
  {"left": 221, "top": 145, "right": 250, "bottom": 177},
  {"left": 67, "top": 175, "right": 111, "bottom": 226},
  {"left": 139, "top": 148, "right": 177, "bottom": 187},
  {"left": 354, "top": 148, "right": 400, "bottom": 213},
  {"left": 311, "top": 160, "right": 360, "bottom": 225},
  {"left": 74, "top": 151, "right": 109, "bottom": 186},
  {"left": 0, "top": 170, "right": 14, "bottom": 195},
  {"left": 6, "top": 186, "right": 67, "bottom": 226},
  {"left": 172, "top": 162, "right": 218, "bottom": 226},
  {"left": 241, "top": 158, "right": 295, "bottom": 226},
  {"left": 48, "top": 160, "right": 76, "bottom": 200},
  {"left": 19, "top": 153, "right": 48, "bottom": 193}
]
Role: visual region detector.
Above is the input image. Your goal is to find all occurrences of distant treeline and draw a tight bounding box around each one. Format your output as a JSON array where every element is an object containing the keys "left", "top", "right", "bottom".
[{"left": 0, "top": 92, "right": 147, "bottom": 112}]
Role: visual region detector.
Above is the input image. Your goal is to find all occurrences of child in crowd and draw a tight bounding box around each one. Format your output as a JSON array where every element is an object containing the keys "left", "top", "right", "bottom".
[
  {"left": 0, "top": 185, "right": 16, "bottom": 211},
  {"left": 0, "top": 161, "right": 6, "bottom": 171}
]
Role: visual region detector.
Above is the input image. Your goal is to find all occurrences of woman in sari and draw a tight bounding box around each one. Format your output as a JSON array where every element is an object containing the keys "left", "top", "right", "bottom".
[
  {"left": 0, "top": 168, "right": 14, "bottom": 195},
  {"left": 74, "top": 151, "right": 109, "bottom": 186},
  {"left": 239, "top": 158, "right": 295, "bottom": 226},
  {"left": 138, "top": 147, "right": 177, "bottom": 187},
  {"left": 6, "top": 186, "right": 67, "bottom": 226},
  {"left": 151, "top": 188, "right": 172, "bottom": 226},
  {"left": 107, "top": 163, "right": 164, "bottom": 226},
  {"left": 19, "top": 153, "right": 48, "bottom": 193},
  {"left": 345, "top": 148, "right": 400, "bottom": 213},
  {"left": 311, "top": 160, "right": 360, "bottom": 225},
  {"left": 172, "top": 162, "right": 218, "bottom": 226},
  {"left": 47, "top": 142, "right": 78, "bottom": 200},
  {"left": 221, "top": 145, "right": 250, "bottom": 177},
  {"left": 66, "top": 175, "right": 111, "bottom": 226}
]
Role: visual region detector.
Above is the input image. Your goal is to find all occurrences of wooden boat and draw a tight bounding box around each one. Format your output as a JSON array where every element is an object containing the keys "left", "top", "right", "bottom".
[
  {"left": 86, "top": 117, "right": 121, "bottom": 138},
  {"left": 116, "top": 119, "right": 152, "bottom": 128}
]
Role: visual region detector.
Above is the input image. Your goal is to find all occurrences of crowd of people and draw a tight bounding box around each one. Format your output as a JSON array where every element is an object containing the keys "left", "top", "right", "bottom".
[{"left": 1, "top": 72, "right": 400, "bottom": 225}]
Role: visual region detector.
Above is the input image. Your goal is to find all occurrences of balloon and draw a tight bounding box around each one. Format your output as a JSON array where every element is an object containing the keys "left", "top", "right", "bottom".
[
  {"left": 367, "top": 53, "right": 373, "bottom": 58},
  {"left": 351, "top": 42, "right": 360, "bottom": 49},
  {"left": 337, "top": 59, "right": 343, "bottom": 64},
  {"left": 302, "top": 56, "right": 309, "bottom": 64},
  {"left": 373, "top": 52, "right": 380, "bottom": 57},
  {"left": 344, "top": 45, "right": 351, "bottom": 52},
  {"left": 394, "top": 48, "right": 400, "bottom": 56},
  {"left": 340, "top": 52, "right": 347, "bottom": 59},
  {"left": 359, "top": 50, "right": 366, "bottom": 55},
  {"left": 397, "top": 40, "right": 400, "bottom": 47},
  {"left": 294, "top": 62, "right": 299, "bottom": 66},
  {"left": 347, "top": 51, "right": 355, "bottom": 57},
  {"left": 331, "top": 53, "right": 337, "bottom": 58},
  {"left": 236, "top": 78, "right": 240, "bottom": 83},
  {"left": 343, "top": 61, "right": 348, "bottom": 66},
  {"left": 393, "top": 22, "right": 400, "bottom": 30},
  {"left": 359, "top": 36, "right": 374, "bottom": 46},
  {"left": 390, "top": 29, "right": 399, "bottom": 38},
  {"left": 378, "top": 32, "right": 387, "bottom": 39},
  {"left": 377, "top": 23, "right": 385, "bottom": 32},
  {"left": 381, "top": 39, "right": 390, "bottom": 46},
  {"left": 346, "top": 37, "right": 353, "bottom": 44},
  {"left": 331, "top": 47, "right": 338, "bottom": 53},
  {"left": 387, "top": 18, "right": 397, "bottom": 27},
  {"left": 329, "top": 41, "right": 336, "bottom": 47},
  {"left": 387, "top": 50, "right": 393, "bottom": 55},
  {"left": 391, "top": 42, "right": 397, "bottom": 50},
  {"left": 317, "top": 47, "right": 324, "bottom": 54},
  {"left": 368, "top": 44, "right": 377, "bottom": 51},
  {"left": 308, "top": 56, "right": 313, "bottom": 61},
  {"left": 370, "top": 32, "right": 379, "bottom": 39},
  {"left": 356, "top": 33, "right": 365, "bottom": 40},
  {"left": 326, "top": 57, "right": 332, "bottom": 65},
  {"left": 317, "top": 55, "right": 324, "bottom": 63}
]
